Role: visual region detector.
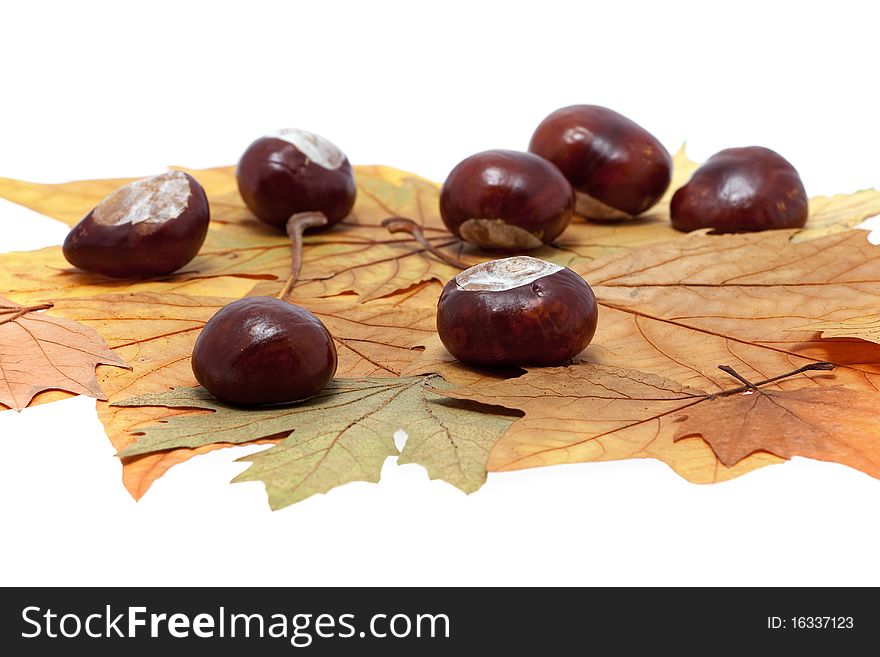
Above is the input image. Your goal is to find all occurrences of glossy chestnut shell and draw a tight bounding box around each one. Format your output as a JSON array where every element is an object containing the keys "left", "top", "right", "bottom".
[
  {"left": 439, "top": 149, "right": 574, "bottom": 251},
  {"left": 62, "top": 171, "right": 210, "bottom": 278},
  {"left": 236, "top": 128, "right": 356, "bottom": 230},
  {"left": 192, "top": 297, "right": 338, "bottom": 407},
  {"left": 528, "top": 105, "right": 672, "bottom": 220},
  {"left": 670, "top": 146, "right": 808, "bottom": 233},
  {"left": 437, "top": 256, "right": 597, "bottom": 366}
]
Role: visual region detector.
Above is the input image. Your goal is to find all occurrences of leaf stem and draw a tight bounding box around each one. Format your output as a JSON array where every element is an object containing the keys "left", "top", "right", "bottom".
[
  {"left": 717, "top": 365, "right": 759, "bottom": 391},
  {"left": 714, "top": 362, "right": 835, "bottom": 398},
  {"left": 277, "top": 212, "right": 328, "bottom": 302},
  {"left": 0, "top": 302, "right": 54, "bottom": 325},
  {"left": 381, "top": 217, "right": 469, "bottom": 270}
]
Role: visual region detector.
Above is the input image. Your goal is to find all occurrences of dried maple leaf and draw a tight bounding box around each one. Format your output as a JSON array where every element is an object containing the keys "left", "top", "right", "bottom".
[
  {"left": 0, "top": 296, "right": 128, "bottom": 410},
  {"left": 673, "top": 385, "right": 880, "bottom": 479},
  {"left": 113, "top": 376, "right": 518, "bottom": 508},
  {"left": 436, "top": 362, "right": 783, "bottom": 482},
  {"left": 417, "top": 229, "right": 880, "bottom": 483}
]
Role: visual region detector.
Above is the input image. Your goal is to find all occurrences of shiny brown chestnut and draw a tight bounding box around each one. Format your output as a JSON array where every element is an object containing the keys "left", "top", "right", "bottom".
[
  {"left": 437, "top": 256, "right": 597, "bottom": 366},
  {"left": 670, "top": 146, "right": 808, "bottom": 233},
  {"left": 191, "top": 297, "right": 337, "bottom": 407},
  {"left": 236, "top": 128, "right": 356, "bottom": 230},
  {"left": 439, "top": 150, "right": 574, "bottom": 251},
  {"left": 528, "top": 105, "right": 672, "bottom": 220},
  {"left": 62, "top": 171, "right": 209, "bottom": 278}
]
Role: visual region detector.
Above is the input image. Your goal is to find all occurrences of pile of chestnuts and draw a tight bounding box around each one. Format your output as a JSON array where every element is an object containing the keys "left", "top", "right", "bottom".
[
  {"left": 437, "top": 104, "right": 808, "bottom": 252},
  {"left": 60, "top": 108, "right": 810, "bottom": 407}
]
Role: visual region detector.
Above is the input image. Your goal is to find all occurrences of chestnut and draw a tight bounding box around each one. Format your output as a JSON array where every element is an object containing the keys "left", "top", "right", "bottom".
[
  {"left": 236, "top": 128, "right": 356, "bottom": 230},
  {"left": 439, "top": 149, "right": 574, "bottom": 251},
  {"left": 528, "top": 105, "right": 672, "bottom": 220},
  {"left": 670, "top": 146, "right": 808, "bottom": 233},
  {"left": 436, "top": 256, "right": 597, "bottom": 366},
  {"left": 62, "top": 171, "right": 209, "bottom": 278},
  {"left": 191, "top": 297, "right": 337, "bottom": 407}
]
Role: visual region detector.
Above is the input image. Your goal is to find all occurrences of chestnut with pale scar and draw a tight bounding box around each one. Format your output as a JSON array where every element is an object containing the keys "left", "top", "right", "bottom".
[
  {"left": 529, "top": 105, "right": 672, "bottom": 221},
  {"left": 62, "top": 170, "right": 210, "bottom": 278},
  {"left": 236, "top": 127, "right": 356, "bottom": 230},
  {"left": 439, "top": 149, "right": 574, "bottom": 251},
  {"left": 436, "top": 256, "right": 598, "bottom": 366}
]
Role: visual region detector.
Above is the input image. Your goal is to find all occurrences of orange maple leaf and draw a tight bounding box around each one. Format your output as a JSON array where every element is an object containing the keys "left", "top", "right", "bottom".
[
  {"left": 0, "top": 296, "right": 128, "bottom": 410},
  {"left": 673, "top": 369, "right": 880, "bottom": 479}
]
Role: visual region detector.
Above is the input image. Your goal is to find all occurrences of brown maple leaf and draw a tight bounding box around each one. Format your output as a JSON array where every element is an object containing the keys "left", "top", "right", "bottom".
[
  {"left": 437, "top": 358, "right": 880, "bottom": 483},
  {"left": 421, "top": 228, "right": 880, "bottom": 483},
  {"left": 673, "top": 383, "right": 880, "bottom": 479},
  {"left": 0, "top": 296, "right": 128, "bottom": 410},
  {"left": 436, "top": 361, "right": 784, "bottom": 483}
]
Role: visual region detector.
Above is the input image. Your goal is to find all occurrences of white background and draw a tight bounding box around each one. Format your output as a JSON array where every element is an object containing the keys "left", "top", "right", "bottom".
[{"left": 1, "top": 0, "right": 879, "bottom": 586}]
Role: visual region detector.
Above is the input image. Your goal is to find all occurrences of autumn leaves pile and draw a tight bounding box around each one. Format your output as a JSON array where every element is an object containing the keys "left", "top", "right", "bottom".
[{"left": 1, "top": 141, "right": 880, "bottom": 509}]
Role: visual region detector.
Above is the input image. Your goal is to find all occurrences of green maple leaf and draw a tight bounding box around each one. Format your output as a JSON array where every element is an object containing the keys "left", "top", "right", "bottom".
[{"left": 114, "top": 376, "right": 519, "bottom": 509}]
